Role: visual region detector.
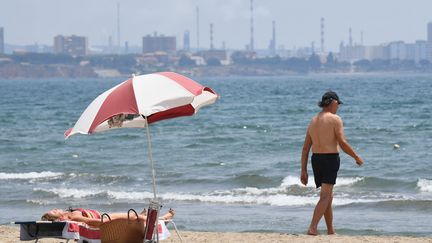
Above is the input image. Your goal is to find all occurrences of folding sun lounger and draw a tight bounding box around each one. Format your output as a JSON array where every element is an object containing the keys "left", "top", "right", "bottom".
[
  {"left": 15, "top": 220, "right": 100, "bottom": 243},
  {"left": 16, "top": 221, "right": 68, "bottom": 242}
]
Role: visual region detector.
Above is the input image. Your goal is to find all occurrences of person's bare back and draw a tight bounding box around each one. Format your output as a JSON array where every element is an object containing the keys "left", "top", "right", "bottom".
[{"left": 308, "top": 112, "right": 340, "bottom": 154}]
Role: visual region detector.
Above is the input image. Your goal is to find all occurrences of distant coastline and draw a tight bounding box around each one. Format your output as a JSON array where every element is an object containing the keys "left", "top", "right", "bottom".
[
  {"left": 1, "top": 62, "right": 432, "bottom": 79},
  {"left": 1, "top": 52, "right": 432, "bottom": 79}
]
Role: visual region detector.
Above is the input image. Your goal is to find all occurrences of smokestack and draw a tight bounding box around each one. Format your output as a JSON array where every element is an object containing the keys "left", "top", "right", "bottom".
[
  {"left": 349, "top": 27, "right": 353, "bottom": 47},
  {"left": 210, "top": 23, "right": 214, "bottom": 50},
  {"left": 250, "top": 0, "right": 254, "bottom": 51},
  {"left": 320, "top": 17, "right": 325, "bottom": 53},
  {"left": 117, "top": 2, "right": 120, "bottom": 53},
  {"left": 272, "top": 20, "right": 276, "bottom": 51},
  {"left": 269, "top": 20, "right": 276, "bottom": 54},
  {"left": 183, "top": 30, "right": 190, "bottom": 51},
  {"left": 108, "top": 35, "right": 113, "bottom": 50},
  {"left": 196, "top": 6, "right": 200, "bottom": 50}
]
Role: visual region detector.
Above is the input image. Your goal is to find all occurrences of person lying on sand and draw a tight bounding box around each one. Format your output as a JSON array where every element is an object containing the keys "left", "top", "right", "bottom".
[{"left": 41, "top": 207, "right": 175, "bottom": 227}]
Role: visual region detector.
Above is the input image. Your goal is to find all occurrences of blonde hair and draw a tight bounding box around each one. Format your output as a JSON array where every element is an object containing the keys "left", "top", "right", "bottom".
[{"left": 41, "top": 213, "right": 60, "bottom": 221}]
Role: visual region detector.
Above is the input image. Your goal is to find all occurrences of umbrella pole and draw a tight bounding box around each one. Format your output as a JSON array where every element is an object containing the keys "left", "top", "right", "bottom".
[
  {"left": 144, "top": 116, "right": 157, "bottom": 200},
  {"left": 143, "top": 116, "right": 160, "bottom": 243}
]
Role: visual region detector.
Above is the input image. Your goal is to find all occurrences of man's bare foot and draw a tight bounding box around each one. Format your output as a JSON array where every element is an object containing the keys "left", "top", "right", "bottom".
[
  {"left": 159, "top": 208, "right": 175, "bottom": 221},
  {"left": 307, "top": 228, "right": 318, "bottom": 236},
  {"left": 327, "top": 230, "right": 336, "bottom": 235}
]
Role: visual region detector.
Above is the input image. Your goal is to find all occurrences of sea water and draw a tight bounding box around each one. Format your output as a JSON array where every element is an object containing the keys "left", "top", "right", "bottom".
[{"left": 0, "top": 74, "right": 431, "bottom": 236}]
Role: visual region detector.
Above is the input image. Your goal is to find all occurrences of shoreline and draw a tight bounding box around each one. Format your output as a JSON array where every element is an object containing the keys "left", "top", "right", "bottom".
[{"left": 1, "top": 225, "right": 431, "bottom": 243}]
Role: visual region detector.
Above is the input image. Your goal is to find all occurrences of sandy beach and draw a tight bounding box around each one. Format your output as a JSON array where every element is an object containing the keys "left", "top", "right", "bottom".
[{"left": 1, "top": 225, "right": 431, "bottom": 243}]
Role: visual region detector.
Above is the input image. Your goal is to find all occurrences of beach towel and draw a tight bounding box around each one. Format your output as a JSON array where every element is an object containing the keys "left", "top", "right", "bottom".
[
  {"left": 63, "top": 221, "right": 101, "bottom": 243},
  {"left": 157, "top": 219, "right": 171, "bottom": 240}
]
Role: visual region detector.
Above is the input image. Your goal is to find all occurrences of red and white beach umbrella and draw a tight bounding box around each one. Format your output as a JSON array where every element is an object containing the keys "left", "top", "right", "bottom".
[
  {"left": 65, "top": 72, "right": 218, "bottom": 201},
  {"left": 65, "top": 72, "right": 218, "bottom": 138}
]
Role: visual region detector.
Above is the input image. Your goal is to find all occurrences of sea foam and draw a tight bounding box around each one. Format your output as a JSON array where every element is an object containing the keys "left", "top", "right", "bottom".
[
  {"left": 280, "top": 175, "right": 363, "bottom": 188},
  {"left": 108, "top": 190, "right": 378, "bottom": 206},
  {"left": 0, "top": 171, "right": 63, "bottom": 180},
  {"left": 417, "top": 179, "right": 432, "bottom": 192},
  {"left": 34, "top": 187, "right": 104, "bottom": 198}
]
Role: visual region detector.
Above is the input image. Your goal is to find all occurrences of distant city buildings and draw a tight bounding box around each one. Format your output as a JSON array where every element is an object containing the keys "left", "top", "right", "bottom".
[
  {"left": 388, "top": 41, "right": 428, "bottom": 62},
  {"left": 2, "top": 16, "right": 432, "bottom": 69},
  {"left": 389, "top": 41, "right": 408, "bottom": 60},
  {"left": 0, "top": 27, "right": 4, "bottom": 54},
  {"left": 53, "top": 35, "right": 88, "bottom": 56},
  {"left": 142, "top": 33, "right": 176, "bottom": 54},
  {"left": 339, "top": 42, "right": 362, "bottom": 61},
  {"left": 363, "top": 44, "right": 387, "bottom": 60},
  {"left": 339, "top": 40, "right": 431, "bottom": 63},
  {"left": 338, "top": 22, "right": 432, "bottom": 63},
  {"left": 198, "top": 49, "right": 228, "bottom": 64},
  {"left": 427, "top": 22, "right": 432, "bottom": 61},
  {"left": 428, "top": 22, "right": 432, "bottom": 42}
]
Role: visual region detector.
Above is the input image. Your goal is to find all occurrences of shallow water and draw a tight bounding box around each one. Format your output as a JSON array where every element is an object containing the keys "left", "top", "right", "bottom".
[{"left": 0, "top": 73, "right": 431, "bottom": 236}]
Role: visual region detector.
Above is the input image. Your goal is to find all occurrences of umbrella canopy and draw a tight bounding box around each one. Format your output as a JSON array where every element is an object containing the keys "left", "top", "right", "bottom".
[{"left": 65, "top": 72, "right": 218, "bottom": 138}]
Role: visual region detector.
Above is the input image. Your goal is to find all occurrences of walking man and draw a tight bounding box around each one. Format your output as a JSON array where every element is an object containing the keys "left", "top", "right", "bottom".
[{"left": 300, "top": 91, "right": 364, "bottom": 235}]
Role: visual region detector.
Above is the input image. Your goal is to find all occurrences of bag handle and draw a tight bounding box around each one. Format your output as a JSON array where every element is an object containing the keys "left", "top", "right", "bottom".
[
  {"left": 127, "top": 209, "right": 139, "bottom": 222},
  {"left": 100, "top": 213, "right": 111, "bottom": 223}
]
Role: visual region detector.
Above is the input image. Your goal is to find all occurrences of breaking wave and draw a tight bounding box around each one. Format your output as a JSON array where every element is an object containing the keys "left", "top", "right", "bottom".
[
  {"left": 34, "top": 187, "right": 106, "bottom": 198},
  {"left": 417, "top": 179, "right": 432, "bottom": 192},
  {"left": 280, "top": 175, "right": 364, "bottom": 188},
  {"left": 31, "top": 186, "right": 386, "bottom": 207},
  {"left": 31, "top": 176, "right": 377, "bottom": 207},
  {"left": 0, "top": 171, "right": 63, "bottom": 180}
]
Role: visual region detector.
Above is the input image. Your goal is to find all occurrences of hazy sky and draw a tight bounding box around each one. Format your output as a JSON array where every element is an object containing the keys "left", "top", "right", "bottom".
[{"left": 1, "top": 0, "right": 432, "bottom": 51}]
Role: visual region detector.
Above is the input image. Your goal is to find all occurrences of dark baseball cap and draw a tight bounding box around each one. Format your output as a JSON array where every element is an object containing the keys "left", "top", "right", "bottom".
[{"left": 321, "top": 91, "right": 343, "bottom": 104}]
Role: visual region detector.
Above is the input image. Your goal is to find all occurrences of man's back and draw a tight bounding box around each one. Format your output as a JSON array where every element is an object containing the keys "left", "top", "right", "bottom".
[{"left": 308, "top": 111, "right": 339, "bottom": 154}]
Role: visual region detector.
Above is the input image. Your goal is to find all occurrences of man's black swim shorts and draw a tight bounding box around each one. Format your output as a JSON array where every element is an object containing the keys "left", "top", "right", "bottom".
[{"left": 311, "top": 153, "right": 340, "bottom": 188}]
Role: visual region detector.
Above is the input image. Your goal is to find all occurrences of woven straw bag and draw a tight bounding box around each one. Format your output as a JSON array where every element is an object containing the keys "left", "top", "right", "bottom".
[{"left": 100, "top": 209, "right": 145, "bottom": 243}]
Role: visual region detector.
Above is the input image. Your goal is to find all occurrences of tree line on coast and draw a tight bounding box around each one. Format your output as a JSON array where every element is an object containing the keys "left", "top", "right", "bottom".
[{"left": 1, "top": 52, "right": 432, "bottom": 78}]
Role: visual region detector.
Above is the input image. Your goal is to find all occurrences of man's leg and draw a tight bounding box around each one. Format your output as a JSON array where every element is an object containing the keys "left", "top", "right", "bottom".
[
  {"left": 324, "top": 193, "right": 335, "bottom": 234},
  {"left": 308, "top": 183, "right": 334, "bottom": 235}
]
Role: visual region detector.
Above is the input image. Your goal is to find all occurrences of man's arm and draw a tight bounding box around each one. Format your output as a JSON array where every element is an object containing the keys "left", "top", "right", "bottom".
[
  {"left": 300, "top": 128, "right": 312, "bottom": 185},
  {"left": 334, "top": 116, "right": 364, "bottom": 166}
]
